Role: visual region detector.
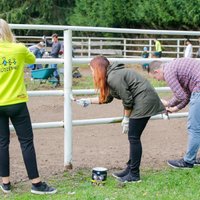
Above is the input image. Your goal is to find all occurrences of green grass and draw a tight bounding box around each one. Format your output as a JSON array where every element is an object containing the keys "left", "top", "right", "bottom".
[
  {"left": 71, "top": 73, "right": 167, "bottom": 91},
  {"left": 25, "top": 64, "right": 167, "bottom": 91},
  {"left": 3, "top": 167, "right": 200, "bottom": 200},
  {"left": 72, "top": 76, "right": 94, "bottom": 90},
  {"left": 149, "top": 78, "right": 167, "bottom": 87},
  {"left": 25, "top": 75, "right": 168, "bottom": 92}
]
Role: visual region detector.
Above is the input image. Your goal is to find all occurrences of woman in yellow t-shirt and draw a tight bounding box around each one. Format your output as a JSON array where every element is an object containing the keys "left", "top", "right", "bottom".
[{"left": 0, "top": 19, "right": 56, "bottom": 195}]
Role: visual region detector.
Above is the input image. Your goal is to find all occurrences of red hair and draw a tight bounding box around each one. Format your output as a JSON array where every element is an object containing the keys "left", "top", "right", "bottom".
[{"left": 90, "top": 56, "right": 110, "bottom": 103}]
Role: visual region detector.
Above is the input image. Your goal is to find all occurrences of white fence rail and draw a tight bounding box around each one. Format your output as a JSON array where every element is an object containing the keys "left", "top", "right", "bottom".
[{"left": 10, "top": 24, "right": 200, "bottom": 168}]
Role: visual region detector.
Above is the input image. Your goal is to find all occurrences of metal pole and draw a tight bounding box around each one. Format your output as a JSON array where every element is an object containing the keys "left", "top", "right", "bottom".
[
  {"left": 88, "top": 38, "right": 91, "bottom": 57},
  {"left": 72, "top": 112, "right": 189, "bottom": 126},
  {"left": 149, "top": 39, "right": 152, "bottom": 58},
  {"left": 10, "top": 24, "right": 200, "bottom": 36},
  {"left": 64, "top": 29, "right": 73, "bottom": 169},
  {"left": 123, "top": 38, "right": 126, "bottom": 57},
  {"left": 72, "top": 57, "right": 173, "bottom": 64},
  {"left": 10, "top": 121, "right": 64, "bottom": 131},
  {"left": 177, "top": 39, "right": 180, "bottom": 58}
]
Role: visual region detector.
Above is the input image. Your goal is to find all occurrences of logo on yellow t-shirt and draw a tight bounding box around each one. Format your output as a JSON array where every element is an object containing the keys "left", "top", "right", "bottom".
[{"left": 0, "top": 57, "right": 18, "bottom": 73}]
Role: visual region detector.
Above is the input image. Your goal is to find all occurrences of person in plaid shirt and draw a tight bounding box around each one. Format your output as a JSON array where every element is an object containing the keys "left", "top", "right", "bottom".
[{"left": 148, "top": 57, "right": 200, "bottom": 169}]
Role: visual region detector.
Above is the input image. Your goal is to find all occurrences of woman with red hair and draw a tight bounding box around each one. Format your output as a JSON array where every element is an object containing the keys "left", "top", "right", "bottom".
[{"left": 77, "top": 56, "right": 165, "bottom": 183}]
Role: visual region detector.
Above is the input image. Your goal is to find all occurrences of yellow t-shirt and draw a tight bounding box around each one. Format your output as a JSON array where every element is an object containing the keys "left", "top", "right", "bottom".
[
  {"left": 0, "top": 42, "right": 35, "bottom": 106},
  {"left": 155, "top": 41, "right": 162, "bottom": 52}
]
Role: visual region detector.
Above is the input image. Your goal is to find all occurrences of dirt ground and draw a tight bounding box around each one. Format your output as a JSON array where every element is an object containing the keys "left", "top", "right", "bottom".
[{"left": 8, "top": 67, "right": 192, "bottom": 183}]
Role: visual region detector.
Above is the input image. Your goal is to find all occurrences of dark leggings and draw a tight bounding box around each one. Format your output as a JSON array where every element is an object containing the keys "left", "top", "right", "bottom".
[
  {"left": 128, "top": 117, "right": 150, "bottom": 175},
  {"left": 0, "top": 103, "right": 39, "bottom": 179}
]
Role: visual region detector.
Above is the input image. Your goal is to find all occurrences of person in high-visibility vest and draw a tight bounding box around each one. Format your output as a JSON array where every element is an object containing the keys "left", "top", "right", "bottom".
[
  {"left": 0, "top": 18, "right": 57, "bottom": 195},
  {"left": 153, "top": 38, "right": 162, "bottom": 58}
]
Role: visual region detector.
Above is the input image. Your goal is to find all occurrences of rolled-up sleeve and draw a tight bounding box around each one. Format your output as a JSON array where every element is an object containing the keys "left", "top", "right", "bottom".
[
  {"left": 165, "top": 67, "right": 190, "bottom": 109},
  {"left": 167, "top": 79, "right": 190, "bottom": 109}
]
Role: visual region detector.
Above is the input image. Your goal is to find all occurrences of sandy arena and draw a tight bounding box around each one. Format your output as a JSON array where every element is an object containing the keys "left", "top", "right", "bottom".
[{"left": 8, "top": 68, "right": 191, "bottom": 183}]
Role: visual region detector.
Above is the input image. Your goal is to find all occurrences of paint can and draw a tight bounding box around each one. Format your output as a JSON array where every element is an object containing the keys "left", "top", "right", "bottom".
[{"left": 91, "top": 167, "right": 108, "bottom": 185}]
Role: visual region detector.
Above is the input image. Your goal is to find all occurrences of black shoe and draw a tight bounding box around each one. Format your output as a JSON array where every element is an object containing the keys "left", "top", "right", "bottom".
[
  {"left": 194, "top": 157, "right": 200, "bottom": 166},
  {"left": 112, "top": 166, "right": 130, "bottom": 179},
  {"left": 31, "top": 182, "right": 57, "bottom": 195},
  {"left": 167, "top": 159, "right": 193, "bottom": 169},
  {"left": 117, "top": 172, "right": 141, "bottom": 183},
  {"left": 0, "top": 182, "right": 11, "bottom": 193}
]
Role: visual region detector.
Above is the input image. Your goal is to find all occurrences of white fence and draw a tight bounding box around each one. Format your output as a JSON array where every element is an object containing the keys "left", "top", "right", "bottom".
[
  {"left": 72, "top": 37, "right": 200, "bottom": 58},
  {"left": 10, "top": 24, "right": 200, "bottom": 168}
]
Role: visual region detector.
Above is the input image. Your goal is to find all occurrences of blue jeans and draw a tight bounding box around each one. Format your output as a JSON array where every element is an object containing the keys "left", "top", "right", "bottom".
[
  {"left": 184, "top": 92, "right": 200, "bottom": 164},
  {"left": 50, "top": 64, "right": 59, "bottom": 77}
]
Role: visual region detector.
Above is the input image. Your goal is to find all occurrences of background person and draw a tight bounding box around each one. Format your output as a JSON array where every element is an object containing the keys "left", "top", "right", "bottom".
[
  {"left": 153, "top": 38, "right": 162, "bottom": 58},
  {"left": 141, "top": 46, "right": 149, "bottom": 70},
  {"left": 0, "top": 18, "right": 57, "bottom": 194},
  {"left": 148, "top": 58, "right": 200, "bottom": 169},
  {"left": 76, "top": 56, "right": 165, "bottom": 183},
  {"left": 28, "top": 42, "right": 45, "bottom": 70},
  {"left": 141, "top": 46, "right": 149, "bottom": 58},
  {"left": 184, "top": 39, "right": 193, "bottom": 58},
  {"left": 43, "top": 33, "right": 62, "bottom": 86}
]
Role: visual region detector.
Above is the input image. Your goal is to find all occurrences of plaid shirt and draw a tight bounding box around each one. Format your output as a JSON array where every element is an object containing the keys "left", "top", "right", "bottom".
[{"left": 163, "top": 58, "right": 200, "bottom": 109}]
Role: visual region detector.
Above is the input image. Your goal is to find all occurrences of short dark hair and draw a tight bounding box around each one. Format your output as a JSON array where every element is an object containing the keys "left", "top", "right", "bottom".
[
  {"left": 52, "top": 33, "right": 58, "bottom": 38},
  {"left": 148, "top": 61, "right": 163, "bottom": 73},
  {"left": 186, "top": 39, "right": 191, "bottom": 43}
]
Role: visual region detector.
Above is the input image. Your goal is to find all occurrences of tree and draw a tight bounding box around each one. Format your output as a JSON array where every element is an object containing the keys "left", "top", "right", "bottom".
[
  {"left": 69, "top": 0, "right": 200, "bottom": 32},
  {"left": 0, "top": 0, "right": 75, "bottom": 35},
  {"left": 0, "top": 0, "right": 199, "bottom": 37}
]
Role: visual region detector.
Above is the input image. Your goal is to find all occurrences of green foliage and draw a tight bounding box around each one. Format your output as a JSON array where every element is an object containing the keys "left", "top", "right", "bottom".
[
  {"left": 0, "top": 0, "right": 75, "bottom": 35},
  {"left": 69, "top": 0, "right": 200, "bottom": 32},
  {"left": 0, "top": 0, "right": 74, "bottom": 24},
  {"left": 0, "top": 0, "right": 199, "bottom": 36}
]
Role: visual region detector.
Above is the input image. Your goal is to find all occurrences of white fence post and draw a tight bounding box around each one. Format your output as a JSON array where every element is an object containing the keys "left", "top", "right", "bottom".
[
  {"left": 123, "top": 38, "right": 126, "bottom": 57},
  {"left": 177, "top": 39, "right": 180, "bottom": 58},
  {"left": 88, "top": 38, "right": 91, "bottom": 57},
  {"left": 64, "top": 29, "right": 73, "bottom": 169},
  {"left": 149, "top": 39, "right": 152, "bottom": 58}
]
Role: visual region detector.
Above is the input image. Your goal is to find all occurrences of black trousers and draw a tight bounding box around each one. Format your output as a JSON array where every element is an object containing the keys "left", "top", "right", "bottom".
[
  {"left": 0, "top": 103, "right": 39, "bottom": 179},
  {"left": 128, "top": 117, "right": 150, "bottom": 175}
]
